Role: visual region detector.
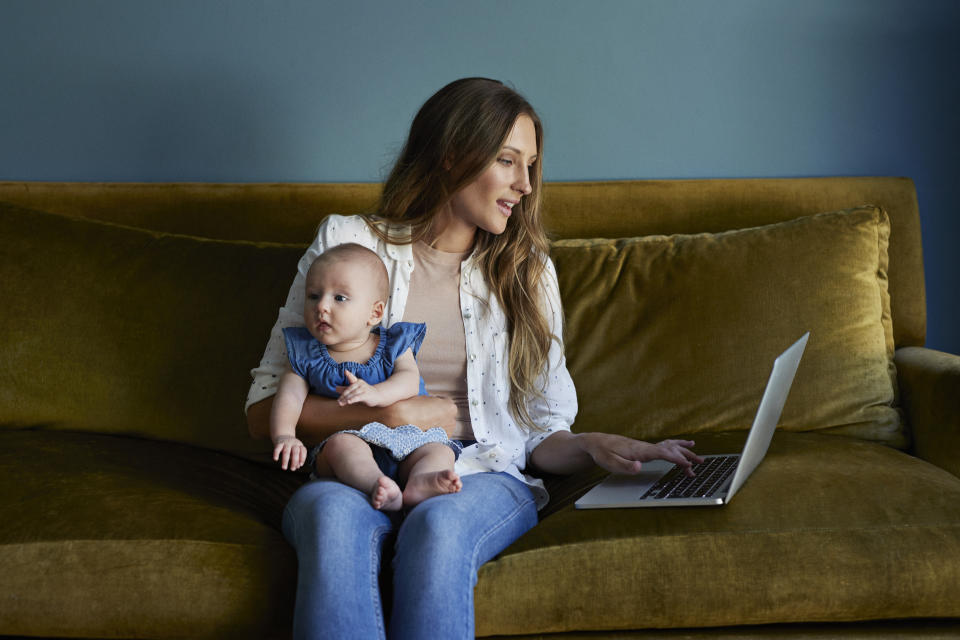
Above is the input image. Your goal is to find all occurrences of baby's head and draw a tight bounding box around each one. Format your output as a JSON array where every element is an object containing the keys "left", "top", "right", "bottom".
[{"left": 303, "top": 243, "right": 389, "bottom": 349}]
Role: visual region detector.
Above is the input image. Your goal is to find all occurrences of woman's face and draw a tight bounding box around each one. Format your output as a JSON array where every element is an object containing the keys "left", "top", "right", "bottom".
[{"left": 444, "top": 114, "right": 538, "bottom": 245}]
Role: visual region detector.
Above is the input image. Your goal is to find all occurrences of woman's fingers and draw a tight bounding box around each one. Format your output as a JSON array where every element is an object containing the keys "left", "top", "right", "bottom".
[{"left": 656, "top": 440, "right": 704, "bottom": 476}]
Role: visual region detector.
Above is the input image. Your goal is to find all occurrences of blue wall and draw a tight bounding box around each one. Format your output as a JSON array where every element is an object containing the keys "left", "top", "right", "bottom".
[{"left": 2, "top": 0, "right": 958, "bottom": 353}]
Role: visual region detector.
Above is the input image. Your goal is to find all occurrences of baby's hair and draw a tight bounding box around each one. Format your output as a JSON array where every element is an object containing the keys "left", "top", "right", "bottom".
[{"left": 308, "top": 243, "right": 390, "bottom": 301}]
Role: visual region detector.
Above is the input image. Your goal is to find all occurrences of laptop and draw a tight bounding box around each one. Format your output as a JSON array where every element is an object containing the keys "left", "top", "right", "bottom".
[{"left": 575, "top": 332, "right": 809, "bottom": 509}]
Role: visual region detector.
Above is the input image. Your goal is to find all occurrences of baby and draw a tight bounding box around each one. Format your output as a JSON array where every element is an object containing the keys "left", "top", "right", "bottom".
[{"left": 270, "top": 243, "right": 462, "bottom": 511}]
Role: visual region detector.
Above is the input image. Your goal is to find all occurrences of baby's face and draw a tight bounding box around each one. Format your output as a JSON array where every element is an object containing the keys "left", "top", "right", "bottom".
[{"left": 303, "top": 259, "right": 383, "bottom": 351}]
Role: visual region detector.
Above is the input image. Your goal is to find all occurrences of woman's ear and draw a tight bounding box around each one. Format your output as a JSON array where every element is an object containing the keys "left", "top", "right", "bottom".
[{"left": 368, "top": 300, "right": 386, "bottom": 326}]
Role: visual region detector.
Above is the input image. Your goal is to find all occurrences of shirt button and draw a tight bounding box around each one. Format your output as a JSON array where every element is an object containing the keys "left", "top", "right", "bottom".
[
  {"left": 469, "top": 354, "right": 477, "bottom": 362},
  {"left": 471, "top": 399, "right": 479, "bottom": 407},
  {"left": 464, "top": 312, "right": 472, "bottom": 319}
]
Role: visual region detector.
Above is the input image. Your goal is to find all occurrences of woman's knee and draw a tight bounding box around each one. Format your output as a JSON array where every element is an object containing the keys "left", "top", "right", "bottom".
[
  {"left": 283, "top": 478, "right": 389, "bottom": 546},
  {"left": 406, "top": 490, "right": 472, "bottom": 538},
  {"left": 400, "top": 473, "right": 538, "bottom": 559}
]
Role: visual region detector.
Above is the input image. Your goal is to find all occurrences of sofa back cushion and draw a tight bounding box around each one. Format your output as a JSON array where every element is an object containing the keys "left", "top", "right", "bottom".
[
  {"left": 0, "top": 200, "right": 904, "bottom": 455},
  {"left": 0, "top": 202, "right": 301, "bottom": 462},
  {"left": 551, "top": 206, "right": 905, "bottom": 447},
  {"left": 1, "top": 178, "right": 924, "bottom": 348}
]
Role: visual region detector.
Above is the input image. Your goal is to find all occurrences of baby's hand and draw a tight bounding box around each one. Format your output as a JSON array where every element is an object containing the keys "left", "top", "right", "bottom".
[
  {"left": 336, "top": 370, "right": 385, "bottom": 407},
  {"left": 273, "top": 435, "right": 307, "bottom": 471}
]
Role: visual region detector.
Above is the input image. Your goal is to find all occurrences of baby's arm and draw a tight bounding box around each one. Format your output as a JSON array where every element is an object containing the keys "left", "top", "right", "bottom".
[
  {"left": 270, "top": 369, "right": 310, "bottom": 471},
  {"left": 337, "top": 348, "right": 421, "bottom": 408}
]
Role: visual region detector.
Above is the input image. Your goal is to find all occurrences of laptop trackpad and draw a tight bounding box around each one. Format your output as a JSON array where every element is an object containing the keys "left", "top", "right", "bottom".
[{"left": 588, "top": 460, "right": 675, "bottom": 501}]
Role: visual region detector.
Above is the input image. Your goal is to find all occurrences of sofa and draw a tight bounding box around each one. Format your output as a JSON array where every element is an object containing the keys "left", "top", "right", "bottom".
[{"left": 1, "top": 177, "right": 958, "bottom": 639}]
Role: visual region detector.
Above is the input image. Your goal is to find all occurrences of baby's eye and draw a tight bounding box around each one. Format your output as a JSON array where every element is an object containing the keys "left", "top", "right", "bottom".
[
  {"left": 334, "top": 294, "right": 348, "bottom": 303},
  {"left": 306, "top": 293, "right": 319, "bottom": 301}
]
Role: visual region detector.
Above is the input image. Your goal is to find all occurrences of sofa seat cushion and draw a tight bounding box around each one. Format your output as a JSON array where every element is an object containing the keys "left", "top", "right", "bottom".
[
  {"left": 0, "top": 430, "right": 302, "bottom": 639},
  {"left": 474, "top": 432, "right": 960, "bottom": 637}
]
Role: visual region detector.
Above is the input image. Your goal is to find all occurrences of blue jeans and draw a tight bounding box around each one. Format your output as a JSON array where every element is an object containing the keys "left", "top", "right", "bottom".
[{"left": 281, "top": 469, "right": 538, "bottom": 640}]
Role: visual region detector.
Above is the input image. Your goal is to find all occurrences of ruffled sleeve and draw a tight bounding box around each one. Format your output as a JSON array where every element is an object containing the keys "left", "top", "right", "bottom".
[
  {"left": 385, "top": 322, "right": 426, "bottom": 358},
  {"left": 382, "top": 322, "right": 428, "bottom": 396},
  {"left": 281, "top": 326, "right": 316, "bottom": 380}
]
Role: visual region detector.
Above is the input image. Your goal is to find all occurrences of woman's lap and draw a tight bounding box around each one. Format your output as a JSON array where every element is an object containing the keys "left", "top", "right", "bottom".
[{"left": 282, "top": 471, "right": 538, "bottom": 640}]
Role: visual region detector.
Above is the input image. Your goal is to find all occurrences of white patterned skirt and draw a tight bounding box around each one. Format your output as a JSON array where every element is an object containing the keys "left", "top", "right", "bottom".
[{"left": 306, "top": 422, "right": 462, "bottom": 469}]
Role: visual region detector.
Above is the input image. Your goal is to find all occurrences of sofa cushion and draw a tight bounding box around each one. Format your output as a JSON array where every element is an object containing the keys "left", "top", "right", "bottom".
[
  {"left": 0, "top": 430, "right": 300, "bottom": 638},
  {"left": 0, "top": 202, "right": 305, "bottom": 461},
  {"left": 550, "top": 207, "right": 903, "bottom": 447},
  {"left": 474, "top": 431, "right": 960, "bottom": 636}
]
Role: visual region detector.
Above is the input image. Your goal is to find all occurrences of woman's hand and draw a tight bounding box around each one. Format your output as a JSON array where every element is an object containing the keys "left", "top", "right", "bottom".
[
  {"left": 529, "top": 430, "right": 703, "bottom": 476},
  {"left": 579, "top": 433, "right": 703, "bottom": 476}
]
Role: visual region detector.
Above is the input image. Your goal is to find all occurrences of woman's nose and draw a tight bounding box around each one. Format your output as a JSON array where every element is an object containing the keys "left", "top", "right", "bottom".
[{"left": 514, "top": 167, "right": 532, "bottom": 196}]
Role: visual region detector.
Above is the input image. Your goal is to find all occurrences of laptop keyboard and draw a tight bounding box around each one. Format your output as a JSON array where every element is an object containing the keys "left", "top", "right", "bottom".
[{"left": 641, "top": 455, "right": 740, "bottom": 500}]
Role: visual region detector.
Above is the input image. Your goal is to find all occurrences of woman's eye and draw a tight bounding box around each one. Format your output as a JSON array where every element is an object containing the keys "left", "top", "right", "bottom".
[{"left": 498, "top": 158, "right": 513, "bottom": 166}]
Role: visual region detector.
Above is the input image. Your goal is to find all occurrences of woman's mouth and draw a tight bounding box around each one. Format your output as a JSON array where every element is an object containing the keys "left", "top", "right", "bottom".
[{"left": 497, "top": 199, "right": 516, "bottom": 216}]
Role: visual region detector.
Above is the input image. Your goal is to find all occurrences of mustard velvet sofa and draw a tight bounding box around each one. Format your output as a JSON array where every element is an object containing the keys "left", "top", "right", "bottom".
[{"left": 1, "top": 178, "right": 959, "bottom": 639}]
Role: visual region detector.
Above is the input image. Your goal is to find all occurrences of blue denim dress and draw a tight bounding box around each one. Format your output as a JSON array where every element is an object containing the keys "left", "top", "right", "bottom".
[{"left": 283, "top": 322, "right": 461, "bottom": 464}]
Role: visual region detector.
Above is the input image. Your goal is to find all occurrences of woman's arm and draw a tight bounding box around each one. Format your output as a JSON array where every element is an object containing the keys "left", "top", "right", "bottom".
[
  {"left": 530, "top": 430, "right": 703, "bottom": 477},
  {"left": 520, "top": 256, "right": 702, "bottom": 478},
  {"left": 247, "top": 392, "right": 458, "bottom": 444}
]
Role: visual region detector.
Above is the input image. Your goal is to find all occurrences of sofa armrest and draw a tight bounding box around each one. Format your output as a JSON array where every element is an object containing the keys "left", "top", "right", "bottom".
[{"left": 896, "top": 346, "right": 960, "bottom": 477}]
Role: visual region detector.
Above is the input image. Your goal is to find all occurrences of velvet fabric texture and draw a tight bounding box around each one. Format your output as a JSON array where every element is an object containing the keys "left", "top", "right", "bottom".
[
  {"left": 475, "top": 431, "right": 960, "bottom": 636},
  {"left": 3, "top": 201, "right": 901, "bottom": 454},
  {"left": 0, "top": 430, "right": 299, "bottom": 638},
  {"left": 896, "top": 346, "right": 960, "bottom": 478},
  {"left": 0, "top": 177, "right": 925, "bottom": 348},
  {"left": 551, "top": 207, "right": 903, "bottom": 447},
  {"left": 0, "top": 201, "right": 304, "bottom": 463}
]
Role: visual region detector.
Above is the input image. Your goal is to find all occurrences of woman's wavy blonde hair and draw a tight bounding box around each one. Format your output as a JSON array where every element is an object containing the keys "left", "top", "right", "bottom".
[{"left": 365, "top": 77, "right": 553, "bottom": 432}]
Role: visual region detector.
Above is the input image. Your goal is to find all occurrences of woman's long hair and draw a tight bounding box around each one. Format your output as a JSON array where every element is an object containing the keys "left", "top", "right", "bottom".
[{"left": 367, "top": 77, "right": 553, "bottom": 432}]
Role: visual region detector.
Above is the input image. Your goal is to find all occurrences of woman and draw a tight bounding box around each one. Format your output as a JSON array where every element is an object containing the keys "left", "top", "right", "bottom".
[{"left": 246, "top": 77, "right": 701, "bottom": 640}]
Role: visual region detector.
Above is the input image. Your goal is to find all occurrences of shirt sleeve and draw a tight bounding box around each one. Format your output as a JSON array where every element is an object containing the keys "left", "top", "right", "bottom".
[
  {"left": 245, "top": 214, "right": 365, "bottom": 412},
  {"left": 524, "top": 255, "right": 579, "bottom": 457}
]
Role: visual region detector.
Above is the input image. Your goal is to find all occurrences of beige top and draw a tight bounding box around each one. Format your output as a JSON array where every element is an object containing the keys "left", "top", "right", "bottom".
[{"left": 402, "top": 240, "right": 474, "bottom": 439}]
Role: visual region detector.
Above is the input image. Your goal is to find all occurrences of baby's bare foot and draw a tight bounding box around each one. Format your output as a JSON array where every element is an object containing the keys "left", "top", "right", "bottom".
[
  {"left": 370, "top": 476, "right": 403, "bottom": 511},
  {"left": 402, "top": 470, "right": 462, "bottom": 508}
]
